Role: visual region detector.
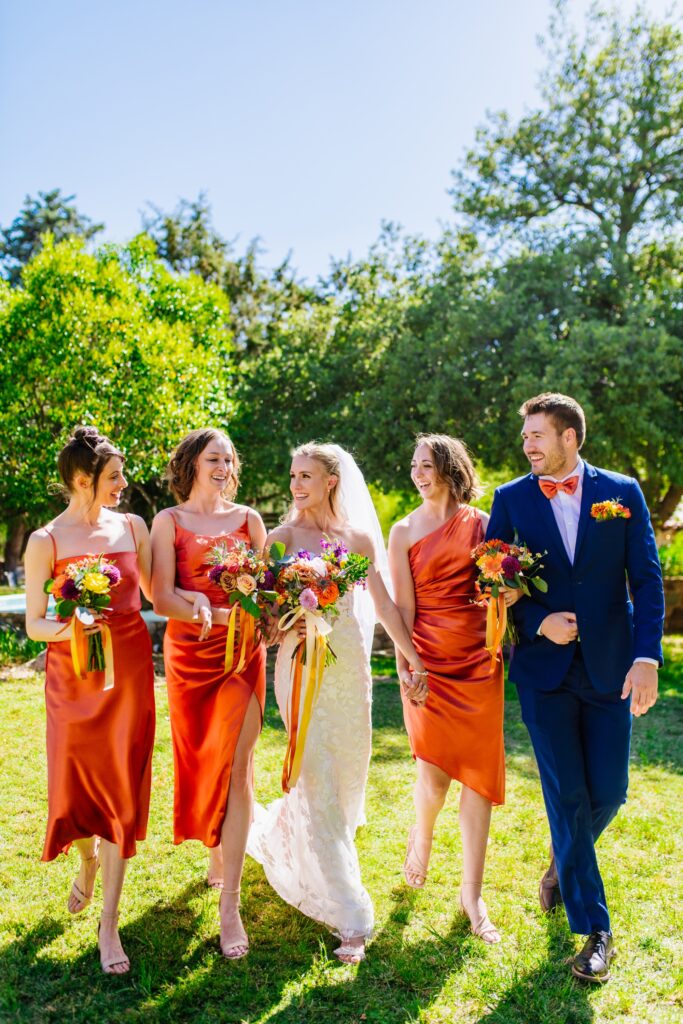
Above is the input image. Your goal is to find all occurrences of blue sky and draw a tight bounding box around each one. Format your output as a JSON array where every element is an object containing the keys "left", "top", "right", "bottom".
[{"left": 0, "top": 0, "right": 676, "bottom": 281}]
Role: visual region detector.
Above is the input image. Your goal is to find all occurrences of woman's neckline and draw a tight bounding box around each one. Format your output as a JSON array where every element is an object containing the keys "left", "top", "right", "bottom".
[{"left": 408, "top": 505, "right": 468, "bottom": 552}]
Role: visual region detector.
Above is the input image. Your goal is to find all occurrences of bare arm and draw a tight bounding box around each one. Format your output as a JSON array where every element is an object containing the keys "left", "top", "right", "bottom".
[
  {"left": 130, "top": 514, "right": 153, "bottom": 602},
  {"left": 24, "top": 531, "right": 101, "bottom": 642},
  {"left": 151, "top": 512, "right": 205, "bottom": 624},
  {"left": 388, "top": 520, "right": 417, "bottom": 674}
]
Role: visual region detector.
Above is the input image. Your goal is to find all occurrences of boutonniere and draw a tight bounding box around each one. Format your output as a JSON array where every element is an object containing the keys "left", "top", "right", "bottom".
[{"left": 591, "top": 499, "right": 631, "bottom": 522}]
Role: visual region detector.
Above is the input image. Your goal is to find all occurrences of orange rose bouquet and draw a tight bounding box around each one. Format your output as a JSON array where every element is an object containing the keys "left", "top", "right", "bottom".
[
  {"left": 268, "top": 537, "right": 370, "bottom": 792},
  {"left": 471, "top": 538, "right": 547, "bottom": 663}
]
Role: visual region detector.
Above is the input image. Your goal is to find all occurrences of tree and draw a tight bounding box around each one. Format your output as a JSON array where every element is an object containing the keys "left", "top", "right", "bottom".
[
  {"left": 143, "top": 194, "right": 318, "bottom": 354},
  {"left": 0, "top": 235, "right": 233, "bottom": 569},
  {"left": 0, "top": 189, "right": 104, "bottom": 286}
]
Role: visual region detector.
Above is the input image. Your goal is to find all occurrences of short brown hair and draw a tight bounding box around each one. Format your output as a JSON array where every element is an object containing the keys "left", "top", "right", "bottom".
[
  {"left": 165, "top": 429, "right": 241, "bottom": 503},
  {"left": 414, "top": 433, "right": 483, "bottom": 503},
  {"left": 57, "top": 426, "right": 124, "bottom": 497},
  {"left": 519, "top": 393, "right": 586, "bottom": 448}
]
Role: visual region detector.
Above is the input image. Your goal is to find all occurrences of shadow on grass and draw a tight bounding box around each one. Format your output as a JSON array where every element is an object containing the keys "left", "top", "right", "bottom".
[
  {"left": 263, "top": 887, "right": 488, "bottom": 1024},
  {"left": 476, "top": 914, "right": 598, "bottom": 1024},
  {"left": 0, "top": 872, "right": 322, "bottom": 1024}
]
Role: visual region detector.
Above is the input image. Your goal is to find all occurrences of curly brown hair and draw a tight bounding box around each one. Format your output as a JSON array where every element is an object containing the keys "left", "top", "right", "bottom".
[
  {"left": 165, "top": 429, "right": 241, "bottom": 503},
  {"left": 414, "top": 433, "right": 482, "bottom": 504}
]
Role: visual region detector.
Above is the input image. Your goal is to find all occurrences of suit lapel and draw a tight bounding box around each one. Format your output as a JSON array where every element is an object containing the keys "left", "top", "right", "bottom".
[
  {"left": 574, "top": 462, "right": 598, "bottom": 564},
  {"left": 528, "top": 474, "right": 572, "bottom": 569}
]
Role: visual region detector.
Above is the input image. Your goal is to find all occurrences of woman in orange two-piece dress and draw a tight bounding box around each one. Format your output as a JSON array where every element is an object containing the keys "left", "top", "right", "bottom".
[
  {"left": 151, "top": 429, "right": 266, "bottom": 961},
  {"left": 25, "top": 427, "right": 155, "bottom": 976},
  {"left": 389, "top": 434, "right": 507, "bottom": 944}
]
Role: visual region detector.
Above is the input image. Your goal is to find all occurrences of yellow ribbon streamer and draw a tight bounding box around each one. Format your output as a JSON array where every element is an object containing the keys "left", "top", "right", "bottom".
[
  {"left": 485, "top": 592, "right": 507, "bottom": 670},
  {"left": 224, "top": 603, "right": 256, "bottom": 675},
  {"left": 279, "top": 607, "right": 333, "bottom": 793},
  {"left": 63, "top": 614, "right": 115, "bottom": 690}
]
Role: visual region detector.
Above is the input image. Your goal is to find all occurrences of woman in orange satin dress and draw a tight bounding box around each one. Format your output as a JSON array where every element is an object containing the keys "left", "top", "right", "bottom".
[
  {"left": 25, "top": 426, "right": 155, "bottom": 975},
  {"left": 389, "top": 434, "right": 507, "bottom": 943},
  {"left": 151, "top": 428, "right": 266, "bottom": 960}
]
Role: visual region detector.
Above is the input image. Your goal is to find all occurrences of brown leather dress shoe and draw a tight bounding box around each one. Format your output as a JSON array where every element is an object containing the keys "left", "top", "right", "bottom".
[
  {"left": 571, "top": 930, "right": 615, "bottom": 983},
  {"left": 539, "top": 855, "right": 564, "bottom": 913}
]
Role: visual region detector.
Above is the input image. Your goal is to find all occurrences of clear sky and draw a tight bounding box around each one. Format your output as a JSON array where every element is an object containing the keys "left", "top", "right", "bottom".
[{"left": 0, "top": 0, "right": 677, "bottom": 281}]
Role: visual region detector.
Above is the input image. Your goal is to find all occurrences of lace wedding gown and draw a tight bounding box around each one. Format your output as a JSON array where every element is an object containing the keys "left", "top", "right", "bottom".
[{"left": 247, "top": 592, "right": 374, "bottom": 941}]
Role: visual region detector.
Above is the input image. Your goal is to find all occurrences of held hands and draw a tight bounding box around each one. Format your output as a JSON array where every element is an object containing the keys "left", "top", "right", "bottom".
[
  {"left": 399, "top": 665, "right": 429, "bottom": 706},
  {"left": 622, "top": 662, "right": 658, "bottom": 717},
  {"left": 540, "top": 612, "right": 578, "bottom": 645}
]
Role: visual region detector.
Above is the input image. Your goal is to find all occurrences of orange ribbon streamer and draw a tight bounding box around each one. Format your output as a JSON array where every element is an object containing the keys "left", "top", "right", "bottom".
[
  {"left": 63, "top": 614, "right": 115, "bottom": 690},
  {"left": 485, "top": 592, "right": 507, "bottom": 670},
  {"left": 224, "top": 603, "right": 255, "bottom": 675}
]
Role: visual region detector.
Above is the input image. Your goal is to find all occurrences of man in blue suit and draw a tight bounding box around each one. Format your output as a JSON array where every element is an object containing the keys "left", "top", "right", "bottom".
[{"left": 487, "top": 392, "right": 664, "bottom": 982}]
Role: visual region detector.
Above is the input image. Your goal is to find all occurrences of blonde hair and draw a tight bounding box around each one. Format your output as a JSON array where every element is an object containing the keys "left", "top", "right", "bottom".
[
  {"left": 284, "top": 442, "right": 342, "bottom": 521},
  {"left": 414, "top": 433, "right": 483, "bottom": 503}
]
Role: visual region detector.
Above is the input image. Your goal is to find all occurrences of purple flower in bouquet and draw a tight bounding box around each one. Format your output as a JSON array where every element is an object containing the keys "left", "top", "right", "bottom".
[
  {"left": 61, "top": 578, "right": 80, "bottom": 601},
  {"left": 501, "top": 555, "right": 522, "bottom": 577},
  {"left": 259, "top": 570, "right": 276, "bottom": 590},
  {"left": 208, "top": 565, "right": 224, "bottom": 585},
  {"left": 300, "top": 588, "right": 319, "bottom": 611},
  {"left": 296, "top": 549, "right": 312, "bottom": 560},
  {"left": 102, "top": 564, "right": 121, "bottom": 586}
]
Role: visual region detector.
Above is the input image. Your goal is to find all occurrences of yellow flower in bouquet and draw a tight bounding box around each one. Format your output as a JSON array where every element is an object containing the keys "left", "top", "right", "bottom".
[{"left": 82, "top": 571, "right": 111, "bottom": 594}]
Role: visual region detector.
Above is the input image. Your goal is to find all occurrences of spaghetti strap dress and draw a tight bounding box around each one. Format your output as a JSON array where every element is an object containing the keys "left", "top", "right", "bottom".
[
  {"left": 42, "top": 517, "right": 156, "bottom": 861},
  {"left": 403, "top": 505, "right": 505, "bottom": 805},
  {"left": 164, "top": 513, "right": 266, "bottom": 846}
]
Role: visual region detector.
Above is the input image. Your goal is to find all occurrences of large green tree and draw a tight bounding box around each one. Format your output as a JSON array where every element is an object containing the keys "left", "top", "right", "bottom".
[
  {"left": 0, "top": 235, "right": 233, "bottom": 568},
  {"left": 0, "top": 189, "right": 104, "bottom": 286}
]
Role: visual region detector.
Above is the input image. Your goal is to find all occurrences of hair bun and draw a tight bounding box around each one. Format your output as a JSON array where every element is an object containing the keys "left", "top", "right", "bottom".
[{"left": 71, "top": 425, "right": 104, "bottom": 448}]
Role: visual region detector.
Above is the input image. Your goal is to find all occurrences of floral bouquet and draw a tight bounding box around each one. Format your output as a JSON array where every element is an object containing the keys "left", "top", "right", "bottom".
[
  {"left": 45, "top": 555, "right": 120, "bottom": 687},
  {"left": 205, "top": 541, "right": 277, "bottom": 671},
  {"left": 268, "top": 537, "right": 370, "bottom": 792},
  {"left": 471, "top": 538, "right": 547, "bottom": 664}
]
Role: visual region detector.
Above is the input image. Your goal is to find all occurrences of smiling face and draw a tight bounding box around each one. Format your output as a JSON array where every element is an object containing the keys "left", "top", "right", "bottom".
[
  {"left": 411, "top": 443, "right": 450, "bottom": 502},
  {"left": 193, "top": 436, "right": 235, "bottom": 495},
  {"left": 95, "top": 456, "right": 127, "bottom": 507},
  {"left": 290, "top": 454, "right": 337, "bottom": 514},
  {"left": 522, "top": 412, "right": 578, "bottom": 478}
]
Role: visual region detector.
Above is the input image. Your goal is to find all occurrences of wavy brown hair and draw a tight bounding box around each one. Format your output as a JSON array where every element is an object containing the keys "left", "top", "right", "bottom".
[
  {"left": 414, "top": 433, "right": 482, "bottom": 504},
  {"left": 518, "top": 392, "right": 586, "bottom": 448},
  {"left": 165, "top": 429, "right": 241, "bottom": 503}
]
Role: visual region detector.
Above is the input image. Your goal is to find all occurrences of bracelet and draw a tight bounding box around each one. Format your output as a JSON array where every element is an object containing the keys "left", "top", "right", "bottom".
[{"left": 413, "top": 670, "right": 428, "bottom": 678}]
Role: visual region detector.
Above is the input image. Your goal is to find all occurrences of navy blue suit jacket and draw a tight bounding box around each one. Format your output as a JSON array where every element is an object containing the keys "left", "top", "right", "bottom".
[{"left": 486, "top": 463, "right": 664, "bottom": 692}]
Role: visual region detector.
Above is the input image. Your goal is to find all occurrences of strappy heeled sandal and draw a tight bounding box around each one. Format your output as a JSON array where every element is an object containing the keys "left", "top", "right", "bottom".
[
  {"left": 207, "top": 873, "right": 224, "bottom": 891},
  {"left": 219, "top": 888, "right": 249, "bottom": 960},
  {"left": 459, "top": 882, "right": 501, "bottom": 944},
  {"left": 98, "top": 911, "right": 130, "bottom": 975},
  {"left": 334, "top": 938, "right": 366, "bottom": 964},
  {"left": 67, "top": 842, "right": 100, "bottom": 914},
  {"left": 403, "top": 825, "right": 429, "bottom": 889}
]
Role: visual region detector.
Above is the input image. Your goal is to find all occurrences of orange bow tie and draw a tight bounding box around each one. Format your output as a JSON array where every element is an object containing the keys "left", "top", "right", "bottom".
[{"left": 539, "top": 475, "right": 579, "bottom": 499}]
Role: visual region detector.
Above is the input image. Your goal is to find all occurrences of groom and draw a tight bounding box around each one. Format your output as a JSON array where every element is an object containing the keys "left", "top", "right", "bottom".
[{"left": 487, "top": 392, "right": 664, "bottom": 982}]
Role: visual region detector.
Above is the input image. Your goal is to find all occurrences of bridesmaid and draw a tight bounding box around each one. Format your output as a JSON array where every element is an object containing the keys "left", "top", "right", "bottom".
[
  {"left": 388, "top": 433, "right": 506, "bottom": 943},
  {"left": 25, "top": 426, "right": 155, "bottom": 975},
  {"left": 151, "top": 428, "right": 266, "bottom": 960}
]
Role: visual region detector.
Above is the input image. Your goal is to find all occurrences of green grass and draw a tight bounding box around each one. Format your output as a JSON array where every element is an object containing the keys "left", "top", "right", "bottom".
[{"left": 1, "top": 643, "right": 682, "bottom": 1024}]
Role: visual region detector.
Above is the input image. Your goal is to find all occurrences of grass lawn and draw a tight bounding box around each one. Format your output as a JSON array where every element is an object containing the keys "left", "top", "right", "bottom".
[{"left": 0, "top": 642, "right": 681, "bottom": 1024}]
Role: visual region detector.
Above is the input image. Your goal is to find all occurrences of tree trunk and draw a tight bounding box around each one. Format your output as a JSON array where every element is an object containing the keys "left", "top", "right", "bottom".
[
  {"left": 4, "top": 514, "right": 28, "bottom": 576},
  {"left": 654, "top": 484, "right": 683, "bottom": 534}
]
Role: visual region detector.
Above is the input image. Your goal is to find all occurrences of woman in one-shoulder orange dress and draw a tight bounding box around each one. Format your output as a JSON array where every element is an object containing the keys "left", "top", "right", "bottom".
[
  {"left": 389, "top": 434, "right": 505, "bottom": 943},
  {"left": 25, "top": 426, "right": 155, "bottom": 975},
  {"left": 151, "top": 428, "right": 266, "bottom": 960}
]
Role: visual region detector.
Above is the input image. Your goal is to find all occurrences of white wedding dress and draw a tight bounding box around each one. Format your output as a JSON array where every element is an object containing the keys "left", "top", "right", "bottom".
[{"left": 247, "top": 590, "right": 374, "bottom": 940}]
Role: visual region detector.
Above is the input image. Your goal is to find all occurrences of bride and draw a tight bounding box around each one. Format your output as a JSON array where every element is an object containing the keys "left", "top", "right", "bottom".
[{"left": 248, "top": 442, "right": 428, "bottom": 964}]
